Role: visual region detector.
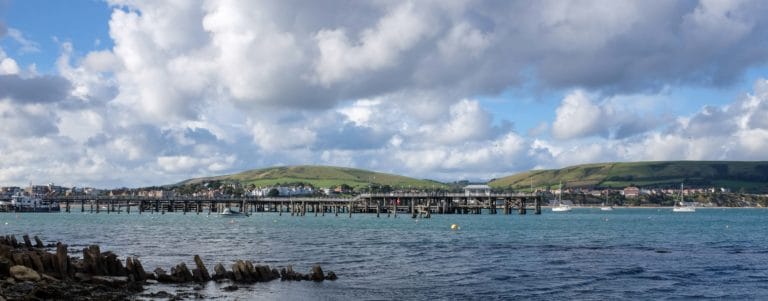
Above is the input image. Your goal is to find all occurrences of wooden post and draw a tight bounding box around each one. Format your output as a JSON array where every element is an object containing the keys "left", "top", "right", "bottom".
[
  {"left": 519, "top": 198, "right": 526, "bottom": 215},
  {"left": 535, "top": 196, "right": 541, "bottom": 215}
]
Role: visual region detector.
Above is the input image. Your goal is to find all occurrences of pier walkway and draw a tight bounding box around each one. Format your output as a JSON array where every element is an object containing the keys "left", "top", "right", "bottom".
[{"left": 1, "top": 193, "right": 543, "bottom": 217}]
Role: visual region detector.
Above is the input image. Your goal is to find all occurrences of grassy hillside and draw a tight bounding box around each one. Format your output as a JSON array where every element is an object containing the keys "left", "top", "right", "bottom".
[
  {"left": 177, "top": 165, "right": 445, "bottom": 189},
  {"left": 490, "top": 161, "right": 768, "bottom": 193}
]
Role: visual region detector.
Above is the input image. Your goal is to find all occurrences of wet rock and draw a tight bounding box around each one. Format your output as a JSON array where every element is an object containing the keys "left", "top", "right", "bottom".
[
  {"left": 74, "top": 272, "right": 93, "bottom": 282},
  {"left": 103, "top": 251, "right": 127, "bottom": 276},
  {"left": 0, "top": 257, "right": 13, "bottom": 277},
  {"left": 325, "top": 271, "right": 338, "bottom": 280},
  {"left": 132, "top": 257, "right": 148, "bottom": 281},
  {"left": 83, "top": 245, "right": 106, "bottom": 275},
  {"left": 222, "top": 284, "right": 239, "bottom": 291},
  {"left": 231, "top": 260, "right": 248, "bottom": 282},
  {"left": 10, "top": 265, "right": 41, "bottom": 282},
  {"left": 33, "top": 236, "right": 44, "bottom": 248},
  {"left": 154, "top": 267, "right": 175, "bottom": 283},
  {"left": 28, "top": 251, "right": 45, "bottom": 273},
  {"left": 212, "top": 263, "right": 228, "bottom": 281},
  {"left": 170, "top": 262, "right": 193, "bottom": 282},
  {"left": 22, "top": 234, "right": 33, "bottom": 249},
  {"left": 310, "top": 265, "right": 324, "bottom": 282},
  {"left": 193, "top": 255, "right": 210, "bottom": 282},
  {"left": 91, "top": 275, "right": 128, "bottom": 287}
]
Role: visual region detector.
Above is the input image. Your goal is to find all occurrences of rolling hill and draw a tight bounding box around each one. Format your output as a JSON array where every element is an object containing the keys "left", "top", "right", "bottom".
[
  {"left": 489, "top": 161, "right": 768, "bottom": 193},
  {"left": 177, "top": 165, "right": 445, "bottom": 189}
]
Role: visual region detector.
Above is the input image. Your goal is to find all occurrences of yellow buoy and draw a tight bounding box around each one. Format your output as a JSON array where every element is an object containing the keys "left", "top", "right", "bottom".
[{"left": 450, "top": 224, "right": 459, "bottom": 230}]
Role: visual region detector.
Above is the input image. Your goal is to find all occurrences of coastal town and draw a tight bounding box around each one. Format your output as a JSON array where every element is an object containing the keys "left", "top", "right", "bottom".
[{"left": 0, "top": 180, "right": 764, "bottom": 211}]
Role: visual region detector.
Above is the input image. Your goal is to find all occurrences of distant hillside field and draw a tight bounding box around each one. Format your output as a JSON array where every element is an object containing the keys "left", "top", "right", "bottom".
[
  {"left": 489, "top": 161, "right": 768, "bottom": 193},
  {"left": 177, "top": 165, "right": 445, "bottom": 189}
]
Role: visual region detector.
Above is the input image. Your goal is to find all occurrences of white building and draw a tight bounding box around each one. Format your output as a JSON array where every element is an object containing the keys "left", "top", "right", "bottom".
[{"left": 464, "top": 184, "right": 491, "bottom": 196}]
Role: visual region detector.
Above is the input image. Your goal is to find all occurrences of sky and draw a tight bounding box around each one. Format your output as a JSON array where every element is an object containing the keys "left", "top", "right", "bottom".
[{"left": 1, "top": 0, "right": 768, "bottom": 188}]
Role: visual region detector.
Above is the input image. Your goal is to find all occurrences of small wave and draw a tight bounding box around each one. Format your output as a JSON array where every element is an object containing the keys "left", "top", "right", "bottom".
[{"left": 607, "top": 266, "right": 645, "bottom": 276}]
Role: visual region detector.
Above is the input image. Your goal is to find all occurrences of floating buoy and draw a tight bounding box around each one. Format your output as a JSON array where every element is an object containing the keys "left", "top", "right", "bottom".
[{"left": 450, "top": 223, "right": 459, "bottom": 230}]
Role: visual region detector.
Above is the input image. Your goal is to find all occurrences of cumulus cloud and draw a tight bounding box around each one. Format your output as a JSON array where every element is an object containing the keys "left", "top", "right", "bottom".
[
  {"left": 551, "top": 90, "right": 662, "bottom": 140},
  {"left": 0, "top": 74, "right": 71, "bottom": 103},
  {"left": 3, "top": 1, "right": 768, "bottom": 187}
]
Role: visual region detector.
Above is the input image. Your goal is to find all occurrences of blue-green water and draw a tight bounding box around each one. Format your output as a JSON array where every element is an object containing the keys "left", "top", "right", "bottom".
[{"left": 3, "top": 208, "right": 768, "bottom": 300}]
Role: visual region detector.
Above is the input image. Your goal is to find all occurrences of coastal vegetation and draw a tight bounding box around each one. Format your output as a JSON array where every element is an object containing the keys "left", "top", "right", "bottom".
[
  {"left": 489, "top": 161, "right": 768, "bottom": 193},
  {"left": 176, "top": 165, "right": 446, "bottom": 192}
]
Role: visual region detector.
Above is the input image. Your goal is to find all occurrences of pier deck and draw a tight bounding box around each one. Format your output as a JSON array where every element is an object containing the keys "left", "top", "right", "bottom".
[{"left": 0, "top": 193, "right": 543, "bottom": 216}]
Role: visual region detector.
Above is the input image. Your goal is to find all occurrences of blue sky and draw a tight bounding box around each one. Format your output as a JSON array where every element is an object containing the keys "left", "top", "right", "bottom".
[{"left": 1, "top": 1, "right": 768, "bottom": 188}]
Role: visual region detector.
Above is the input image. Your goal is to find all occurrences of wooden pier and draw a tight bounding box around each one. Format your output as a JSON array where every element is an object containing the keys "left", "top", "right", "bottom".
[{"left": 7, "top": 192, "right": 543, "bottom": 217}]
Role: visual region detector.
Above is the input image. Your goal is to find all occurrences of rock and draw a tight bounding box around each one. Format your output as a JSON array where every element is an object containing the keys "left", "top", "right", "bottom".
[
  {"left": 103, "top": 251, "right": 126, "bottom": 276},
  {"left": 222, "top": 285, "right": 239, "bottom": 291},
  {"left": 170, "top": 262, "right": 193, "bottom": 282},
  {"left": 310, "top": 265, "right": 324, "bottom": 282},
  {"left": 231, "top": 260, "right": 248, "bottom": 282},
  {"left": 91, "top": 275, "right": 129, "bottom": 287},
  {"left": 22, "top": 235, "right": 32, "bottom": 249},
  {"left": 83, "top": 245, "right": 106, "bottom": 275},
  {"left": 33, "top": 236, "right": 44, "bottom": 248},
  {"left": 132, "top": 257, "right": 147, "bottom": 281},
  {"left": 325, "top": 271, "right": 338, "bottom": 280},
  {"left": 10, "top": 265, "right": 41, "bottom": 282},
  {"left": 0, "top": 257, "right": 13, "bottom": 277},
  {"left": 154, "top": 267, "right": 174, "bottom": 283},
  {"left": 212, "top": 263, "right": 228, "bottom": 281},
  {"left": 74, "top": 272, "right": 92, "bottom": 282},
  {"left": 257, "top": 265, "right": 277, "bottom": 281},
  {"left": 193, "top": 255, "right": 210, "bottom": 282},
  {"left": 28, "top": 251, "right": 45, "bottom": 273}
]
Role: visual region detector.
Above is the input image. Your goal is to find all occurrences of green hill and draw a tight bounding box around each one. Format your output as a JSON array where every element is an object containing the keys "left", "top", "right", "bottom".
[
  {"left": 177, "top": 165, "right": 445, "bottom": 190},
  {"left": 490, "top": 161, "right": 768, "bottom": 193}
]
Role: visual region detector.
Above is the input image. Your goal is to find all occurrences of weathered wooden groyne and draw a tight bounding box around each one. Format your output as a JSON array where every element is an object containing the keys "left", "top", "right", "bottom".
[
  {"left": 0, "top": 234, "right": 336, "bottom": 300},
  {"left": 35, "top": 192, "right": 543, "bottom": 217}
]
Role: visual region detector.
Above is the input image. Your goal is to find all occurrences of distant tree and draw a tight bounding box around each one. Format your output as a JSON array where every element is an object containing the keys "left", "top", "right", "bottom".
[{"left": 268, "top": 188, "right": 280, "bottom": 197}]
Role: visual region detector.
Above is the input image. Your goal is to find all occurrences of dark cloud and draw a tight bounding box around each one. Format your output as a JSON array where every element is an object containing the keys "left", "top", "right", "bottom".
[{"left": 0, "top": 74, "right": 72, "bottom": 103}]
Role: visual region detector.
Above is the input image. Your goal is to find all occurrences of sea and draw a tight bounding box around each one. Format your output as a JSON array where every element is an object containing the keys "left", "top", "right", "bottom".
[{"left": 3, "top": 208, "right": 768, "bottom": 300}]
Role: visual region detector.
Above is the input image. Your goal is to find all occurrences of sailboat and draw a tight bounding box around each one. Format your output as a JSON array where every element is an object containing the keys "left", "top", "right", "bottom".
[
  {"left": 600, "top": 201, "right": 614, "bottom": 211},
  {"left": 673, "top": 183, "right": 695, "bottom": 213},
  {"left": 551, "top": 182, "right": 572, "bottom": 212}
]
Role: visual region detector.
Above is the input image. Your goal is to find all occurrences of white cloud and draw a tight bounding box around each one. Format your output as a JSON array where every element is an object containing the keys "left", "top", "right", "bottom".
[
  {"left": 3, "top": 1, "right": 768, "bottom": 187},
  {"left": 313, "top": 2, "right": 432, "bottom": 86},
  {"left": 552, "top": 90, "right": 605, "bottom": 139},
  {"left": 0, "top": 48, "right": 20, "bottom": 75}
]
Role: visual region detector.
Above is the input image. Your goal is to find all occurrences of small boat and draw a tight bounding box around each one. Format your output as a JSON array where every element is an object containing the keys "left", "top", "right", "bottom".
[
  {"left": 600, "top": 202, "right": 614, "bottom": 211},
  {"left": 551, "top": 182, "right": 572, "bottom": 212},
  {"left": 552, "top": 204, "right": 572, "bottom": 212},
  {"left": 10, "top": 193, "right": 60, "bottom": 212},
  {"left": 673, "top": 183, "right": 695, "bottom": 213},
  {"left": 219, "top": 207, "right": 248, "bottom": 217}
]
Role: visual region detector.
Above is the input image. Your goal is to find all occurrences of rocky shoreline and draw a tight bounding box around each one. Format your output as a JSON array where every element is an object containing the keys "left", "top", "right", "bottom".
[{"left": 0, "top": 234, "right": 336, "bottom": 300}]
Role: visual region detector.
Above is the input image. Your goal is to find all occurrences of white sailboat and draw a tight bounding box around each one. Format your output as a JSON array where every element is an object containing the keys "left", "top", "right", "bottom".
[
  {"left": 600, "top": 202, "right": 614, "bottom": 211},
  {"left": 673, "top": 183, "right": 695, "bottom": 213},
  {"left": 551, "top": 182, "right": 572, "bottom": 212}
]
